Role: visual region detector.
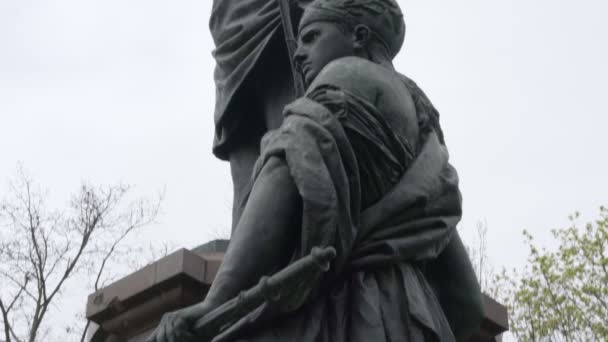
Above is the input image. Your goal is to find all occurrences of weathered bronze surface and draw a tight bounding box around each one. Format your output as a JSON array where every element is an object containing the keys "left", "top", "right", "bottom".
[{"left": 144, "top": 0, "right": 487, "bottom": 341}]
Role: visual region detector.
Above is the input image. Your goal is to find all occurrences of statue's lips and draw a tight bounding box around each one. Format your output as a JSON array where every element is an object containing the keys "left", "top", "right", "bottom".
[{"left": 301, "top": 63, "right": 312, "bottom": 77}]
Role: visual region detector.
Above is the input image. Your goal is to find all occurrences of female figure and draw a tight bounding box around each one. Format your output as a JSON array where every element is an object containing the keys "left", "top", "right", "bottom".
[{"left": 149, "top": 1, "right": 482, "bottom": 341}]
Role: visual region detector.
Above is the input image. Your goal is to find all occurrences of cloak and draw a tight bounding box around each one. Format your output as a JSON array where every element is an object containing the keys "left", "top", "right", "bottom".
[
  {"left": 210, "top": 0, "right": 301, "bottom": 159},
  {"left": 210, "top": 78, "right": 483, "bottom": 341}
]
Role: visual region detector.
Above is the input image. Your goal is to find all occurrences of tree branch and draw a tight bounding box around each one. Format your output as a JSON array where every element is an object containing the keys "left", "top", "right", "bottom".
[
  {"left": 1, "top": 169, "right": 162, "bottom": 342},
  {"left": 0, "top": 298, "right": 12, "bottom": 342},
  {"left": 79, "top": 320, "right": 91, "bottom": 342},
  {"left": 7, "top": 319, "right": 22, "bottom": 342}
]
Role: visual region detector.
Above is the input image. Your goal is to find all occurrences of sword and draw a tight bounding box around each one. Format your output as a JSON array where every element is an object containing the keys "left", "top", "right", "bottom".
[
  {"left": 193, "top": 246, "right": 336, "bottom": 341},
  {"left": 278, "top": 0, "right": 306, "bottom": 97}
]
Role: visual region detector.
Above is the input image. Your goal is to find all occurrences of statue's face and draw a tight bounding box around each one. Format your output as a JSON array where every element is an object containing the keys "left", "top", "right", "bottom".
[{"left": 295, "top": 21, "right": 355, "bottom": 85}]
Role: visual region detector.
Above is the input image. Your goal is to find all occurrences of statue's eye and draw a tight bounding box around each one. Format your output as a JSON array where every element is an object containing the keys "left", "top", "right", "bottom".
[{"left": 301, "top": 30, "right": 320, "bottom": 44}]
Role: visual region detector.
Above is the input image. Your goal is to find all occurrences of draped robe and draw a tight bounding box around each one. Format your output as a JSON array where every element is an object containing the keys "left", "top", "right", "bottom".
[
  {"left": 210, "top": 0, "right": 299, "bottom": 159},
  {"left": 208, "top": 73, "right": 483, "bottom": 341}
]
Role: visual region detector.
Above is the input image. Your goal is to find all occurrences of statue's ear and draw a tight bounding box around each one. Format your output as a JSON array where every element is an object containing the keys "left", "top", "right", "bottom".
[{"left": 353, "top": 25, "right": 371, "bottom": 50}]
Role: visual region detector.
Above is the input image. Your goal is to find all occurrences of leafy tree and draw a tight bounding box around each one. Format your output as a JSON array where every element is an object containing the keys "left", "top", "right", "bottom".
[
  {"left": 496, "top": 207, "right": 608, "bottom": 342},
  {"left": 0, "top": 167, "right": 163, "bottom": 342}
]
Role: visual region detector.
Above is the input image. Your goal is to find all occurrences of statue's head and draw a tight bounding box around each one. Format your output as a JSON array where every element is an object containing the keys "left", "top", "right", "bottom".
[{"left": 294, "top": 0, "right": 405, "bottom": 85}]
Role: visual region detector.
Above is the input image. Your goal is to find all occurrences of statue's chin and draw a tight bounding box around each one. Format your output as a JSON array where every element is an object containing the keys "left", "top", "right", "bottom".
[{"left": 304, "top": 70, "right": 316, "bottom": 87}]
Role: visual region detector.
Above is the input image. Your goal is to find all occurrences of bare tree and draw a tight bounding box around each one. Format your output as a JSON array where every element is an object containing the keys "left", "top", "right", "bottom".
[
  {"left": 0, "top": 167, "right": 162, "bottom": 342},
  {"left": 464, "top": 220, "right": 498, "bottom": 296}
]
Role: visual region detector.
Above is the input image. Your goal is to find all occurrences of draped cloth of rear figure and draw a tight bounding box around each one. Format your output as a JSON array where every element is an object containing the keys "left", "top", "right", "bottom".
[
  {"left": 209, "top": 0, "right": 483, "bottom": 341},
  {"left": 210, "top": 0, "right": 293, "bottom": 158}
]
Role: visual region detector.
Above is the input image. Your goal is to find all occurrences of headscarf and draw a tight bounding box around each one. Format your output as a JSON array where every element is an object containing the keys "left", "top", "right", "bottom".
[{"left": 298, "top": 0, "right": 405, "bottom": 59}]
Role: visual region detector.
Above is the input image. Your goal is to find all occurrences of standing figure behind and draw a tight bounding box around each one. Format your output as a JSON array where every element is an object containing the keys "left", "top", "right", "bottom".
[{"left": 209, "top": 0, "right": 301, "bottom": 225}]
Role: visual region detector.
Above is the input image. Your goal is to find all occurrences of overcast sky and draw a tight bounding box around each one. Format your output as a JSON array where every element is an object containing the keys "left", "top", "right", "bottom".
[{"left": 1, "top": 0, "right": 607, "bottom": 336}]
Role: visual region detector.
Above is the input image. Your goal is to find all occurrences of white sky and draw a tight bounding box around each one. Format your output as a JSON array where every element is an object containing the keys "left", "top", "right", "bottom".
[{"left": 1, "top": 0, "right": 607, "bottom": 336}]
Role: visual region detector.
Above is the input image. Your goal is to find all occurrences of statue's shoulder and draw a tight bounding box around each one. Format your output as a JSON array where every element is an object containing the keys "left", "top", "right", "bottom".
[
  {"left": 310, "top": 57, "right": 381, "bottom": 87},
  {"left": 307, "top": 57, "right": 411, "bottom": 101},
  {"left": 319, "top": 56, "right": 375, "bottom": 76}
]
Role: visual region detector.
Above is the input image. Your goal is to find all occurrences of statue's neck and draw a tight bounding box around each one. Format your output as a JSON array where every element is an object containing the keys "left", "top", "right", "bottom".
[{"left": 376, "top": 59, "right": 394, "bottom": 70}]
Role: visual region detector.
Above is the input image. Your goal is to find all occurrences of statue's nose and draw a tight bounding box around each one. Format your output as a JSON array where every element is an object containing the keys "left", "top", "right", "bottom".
[{"left": 293, "top": 46, "right": 306, "bottom": 72}]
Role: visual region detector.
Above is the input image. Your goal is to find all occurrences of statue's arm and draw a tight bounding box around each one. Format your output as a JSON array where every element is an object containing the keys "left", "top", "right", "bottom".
[
  {"left": 200, "top": 156, "right": 301, "bottom": 308},
  {"left": 147, "top": 156, "right": 301, "bottom": 342}
]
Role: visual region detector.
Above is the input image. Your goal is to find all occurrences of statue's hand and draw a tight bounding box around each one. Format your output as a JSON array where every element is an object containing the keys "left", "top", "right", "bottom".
[{"left": 145, "top": 306, "right": 200, "bottom": 342}]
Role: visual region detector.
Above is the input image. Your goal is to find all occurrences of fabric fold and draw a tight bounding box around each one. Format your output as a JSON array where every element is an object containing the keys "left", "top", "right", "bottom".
[
  {"left": 212, "top": 80, "right": 482, "bottom": 341},
  {"left": 210, "top": 0, "right": 282, "bottom": 159}
]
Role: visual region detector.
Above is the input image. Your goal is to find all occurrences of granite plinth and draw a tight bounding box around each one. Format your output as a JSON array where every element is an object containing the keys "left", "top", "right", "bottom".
[
  {"left": 86, "top": 239, "right": 508, "bottom": 341},
  {"left": 86, "top": 242, "right": 226, "bottom": 342}
]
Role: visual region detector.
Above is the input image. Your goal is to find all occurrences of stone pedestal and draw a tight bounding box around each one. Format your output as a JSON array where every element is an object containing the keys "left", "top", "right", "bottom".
[
  {"left": 86, "top": 240, "right": 508, "bottom": 341},
  {"left": 86, "top": 244, "right": 224, "bottom": 342}
]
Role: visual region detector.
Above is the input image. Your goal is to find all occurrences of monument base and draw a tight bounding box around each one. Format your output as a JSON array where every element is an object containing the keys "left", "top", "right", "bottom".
[{"left": 86, "top": 240, "right": 508, "bottom": 342}]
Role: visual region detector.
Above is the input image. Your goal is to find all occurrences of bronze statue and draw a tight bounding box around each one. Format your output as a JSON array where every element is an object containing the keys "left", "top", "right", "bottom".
[{"left": 147, "top": 0, "right": 483, "bottom": 341}]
